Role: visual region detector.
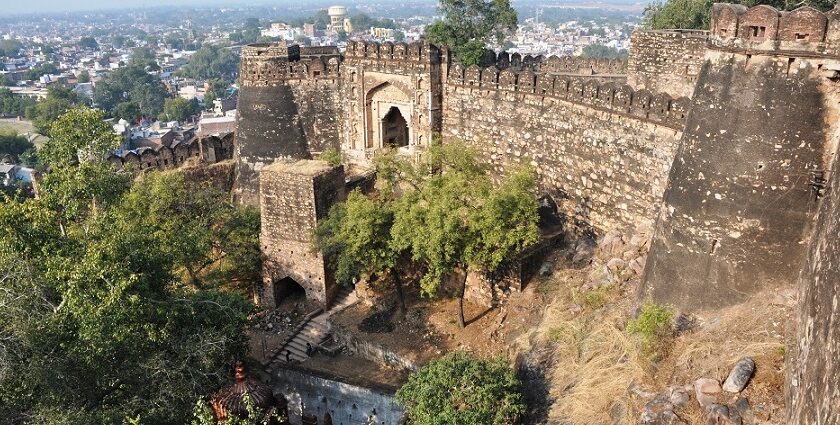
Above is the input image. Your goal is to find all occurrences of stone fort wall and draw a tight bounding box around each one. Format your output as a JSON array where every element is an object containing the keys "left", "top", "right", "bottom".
[
  {"left": 239, "top": 3, "right": 840, "bottom": 420},
  {"left": 442, "top": 64, "right": 688, "bottom": 234}
]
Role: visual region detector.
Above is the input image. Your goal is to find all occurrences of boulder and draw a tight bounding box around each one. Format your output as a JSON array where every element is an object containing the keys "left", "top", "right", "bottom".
[
  {"left": 606, "top": 257, "right": 626, "bottom": 271},
  {"left": 694, "top": 378, "right": 722, "bottom": 408},
  {"left": 642, "top": 394, "right": 687, "bottom": 425},
  {"left": 722, "top": 357, "right": 755, "bottom": 393},
  {"left": 705, "top": 403, "right": 742, "bottom": 425}
]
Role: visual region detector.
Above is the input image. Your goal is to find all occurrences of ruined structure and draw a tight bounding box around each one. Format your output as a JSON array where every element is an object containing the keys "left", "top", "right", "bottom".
[{"left": 237, "top": 4, "right": 840, "bottom": 422}]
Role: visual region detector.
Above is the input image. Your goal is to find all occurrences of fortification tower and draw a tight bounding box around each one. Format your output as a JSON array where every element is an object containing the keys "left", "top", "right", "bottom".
[
  {"left": 259, "top": 160, "right": 346, "bottom": 309},
  {"left": 234, "top": 42, "right": 309, "bottom": 206},
  {"left": 642, "top": 4, "right": 840, "bottom": 310}
]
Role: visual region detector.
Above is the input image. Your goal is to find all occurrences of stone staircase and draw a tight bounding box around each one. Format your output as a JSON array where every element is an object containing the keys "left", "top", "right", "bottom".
[{"left": 271, "top": 286, "right": 357, "bottom": 365}]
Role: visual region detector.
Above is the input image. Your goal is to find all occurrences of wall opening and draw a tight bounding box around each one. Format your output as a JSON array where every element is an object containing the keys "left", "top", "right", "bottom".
[
  {"left": 749, "top": 25, "right": 767, "bottom": 39},
  {"left": 382, "top": 107, "right": 409, "bottom": 148},
  {"left": 274, "top": 276, "right": 306, "bottom": 306}
]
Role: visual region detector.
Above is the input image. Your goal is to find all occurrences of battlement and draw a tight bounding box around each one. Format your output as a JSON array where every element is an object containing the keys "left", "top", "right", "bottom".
[
  {"left": 240, "top": 42, "right": 341, "bottom": 86},
  {"left": 344, "top": 40, "right": 442, "bottom": 63},
  {"left": 448, "top": 64, "right": 688, "bottom": 129},
  {"left": 711, "top": 3, "right": 840, "bottom": 56},
  {"left": 107, "top": 133, "right": 233, "bottom": 171},
  {"left": 477, "top": 51, "right": 626, "bottom": 76},
  {"left": 241, "top": 42, "right": 301, "bottom": 60}
]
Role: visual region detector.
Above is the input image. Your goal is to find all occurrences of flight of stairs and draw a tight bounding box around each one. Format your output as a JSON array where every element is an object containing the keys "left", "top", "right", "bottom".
[{"left": 271, "top": 286, "right": 358, "bottom": 365}]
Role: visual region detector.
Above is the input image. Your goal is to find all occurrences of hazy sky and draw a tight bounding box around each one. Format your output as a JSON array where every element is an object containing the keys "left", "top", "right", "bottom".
[{"left": 0, "top": 0, "right": 280, "bottom": 15}]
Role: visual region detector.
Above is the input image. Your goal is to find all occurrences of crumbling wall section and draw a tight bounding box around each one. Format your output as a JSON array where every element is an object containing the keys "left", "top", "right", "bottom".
[{"left": 627, "top": 29, "right": 710, "bottom": 98}]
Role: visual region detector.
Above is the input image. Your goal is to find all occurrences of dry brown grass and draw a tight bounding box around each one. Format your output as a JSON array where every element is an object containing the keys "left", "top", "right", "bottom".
[
  {"left": 520, "top": 262, "right": 793, "bottom": 425},
  {"left": 521, "top": 270, "right": 646, "bottom": 425}
]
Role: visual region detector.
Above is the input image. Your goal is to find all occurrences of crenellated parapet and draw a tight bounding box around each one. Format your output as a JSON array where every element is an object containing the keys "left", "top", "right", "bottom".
[
  {"left": 711, "top": 3, "right": 840, "bottom": 56},
  {"left": 474, "top": 50, "right": 626, "bottom": 76},
  {"left": 108, "top": 133, "right": 234, "bottom": 172},
  {"left": 344, "top": 40, "right": 441, "bottom": 64},
  {"left": 240, "top": 42, "right": 342, "bottom": 86},
  {"left": 448, "top": 63, "right": 688, "bottom": 129}
]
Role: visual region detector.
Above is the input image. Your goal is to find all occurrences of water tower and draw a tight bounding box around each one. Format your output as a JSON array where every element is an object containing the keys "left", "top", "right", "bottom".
[{"left": 327, "top": 5, "right": 347, "bottom": 33}]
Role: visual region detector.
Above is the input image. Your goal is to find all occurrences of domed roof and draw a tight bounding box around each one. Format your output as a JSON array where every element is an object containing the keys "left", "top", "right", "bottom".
[{"left": 210, "top": 361, "right": 285, "bottom": 421}]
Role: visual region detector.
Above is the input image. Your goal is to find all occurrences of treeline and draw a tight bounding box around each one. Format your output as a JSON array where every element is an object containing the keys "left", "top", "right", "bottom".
[{"left": 644, "top": 0, "right": 836, "bottom": 30}]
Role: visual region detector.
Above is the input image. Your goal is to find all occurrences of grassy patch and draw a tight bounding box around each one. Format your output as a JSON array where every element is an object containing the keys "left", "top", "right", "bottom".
[
  {"left": 320, "top": 147, "right": 343, "bottom": 166},
  {"left": 572, "top": 284, "right": 615, "bottom": 309},
  {"left": 627, "top": 300, "right": 674, "bottom": 363}
]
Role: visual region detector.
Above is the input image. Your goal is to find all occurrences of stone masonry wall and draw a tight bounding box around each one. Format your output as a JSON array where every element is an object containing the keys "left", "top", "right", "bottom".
[
  {"left": 442, "top": 68, "right": 687, "bottom": 235},
  {"left": 643, "top": 51, "right": 835, "bottom": 310},
  {"left": 273, "top": 366, "right": 404, "bottom": 425},
  {"left": 627, "top": 30, "right": 710, "bottom": 98},
  {"left": 260, "top": 160, "right": 346, "bottom": 309},
  {"left": 788, "top": 126, "right": 840, "bottom": 425}
]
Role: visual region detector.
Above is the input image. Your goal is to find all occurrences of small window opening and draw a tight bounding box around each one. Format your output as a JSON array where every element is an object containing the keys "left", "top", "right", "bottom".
[
  {"left": 749, "top": 26, "right": 766, "bottom": 39},
  {"left": 795, "top": 33, "right": 809, "bottom": 41}
]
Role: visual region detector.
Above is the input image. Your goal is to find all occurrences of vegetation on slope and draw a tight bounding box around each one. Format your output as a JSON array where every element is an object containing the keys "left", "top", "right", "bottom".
[
  {"left": 396, "top": 351, "right": 525, "bottom": 424},
  {"left": 315, "top": 142, "right": 539, "bottom": 327},
  {"left": 0, "top": 106, "right": 259, "bottom": 424}
]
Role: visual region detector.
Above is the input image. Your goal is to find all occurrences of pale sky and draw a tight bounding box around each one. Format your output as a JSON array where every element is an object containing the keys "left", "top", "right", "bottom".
[{"left": 0, "top": 0, "right": 276, "bottom": 15}]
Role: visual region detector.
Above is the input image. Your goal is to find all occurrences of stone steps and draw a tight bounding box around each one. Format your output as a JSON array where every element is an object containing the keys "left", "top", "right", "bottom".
[{"left": 271, "top": 286, "right": 357, "bottom": 366}]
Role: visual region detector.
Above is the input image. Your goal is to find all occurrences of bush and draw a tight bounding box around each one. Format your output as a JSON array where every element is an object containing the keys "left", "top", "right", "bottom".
[
  {"left": 396, "top": 352, "right": 525, "bottom": 424},
  {"left": 627, "top": 300, "right": 674, "bottom": 361},
  {"left": 320, "top": 147, "right": 342, "bottom": 166}
]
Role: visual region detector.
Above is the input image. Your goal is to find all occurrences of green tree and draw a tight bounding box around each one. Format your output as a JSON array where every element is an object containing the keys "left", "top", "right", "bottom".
[
  {"left": 78, "top": 36, "right": 99, "bottom": 50},
  {"left": 94, "top": 64, "right": 167, "bottom": 118},
  {"left": 160, "top": 96, "right": 200, "bottom": 122},
  {"left": 33, "top": 85, "right": 79, "bottom": 136},
  {"left": 0, "top": 108, "right": 256, "bottom": 424},
  {"left": 112, "top": 35, "right": 127, "bottom": 49},
  {"left": 129, "top": 47, "right": 160, "bottom": 71},
  {"left": 77, "top": 70, "right": 91, "bottom": 83},
  {"left": 396, "top": 352, "right": 525, "bottom": 424},
  {"left": 0, "top": 39, "right": 24, "bottom": 58},
  {"left": 205, "top": 79, "right": 230, "bottom": 104},
  {"left": 39, "top": 106, "right": 118, "bottom": 168},
  {"left": 581, "top": 44, "right": 628, "bottom": 60},
  {"left": 390, "top": 142, "right": 539, "bottom": 327},
  {"left": 178, "top": 45, "right": 240, "bottom": 81},
  {"left": 0, "top": 129, "right": 34, "bottom": 163},
  {"left": 425, "top": 0, "right": 518, "bottom": 66},
  {"left": 25, "top": 62, "right": 58, "bottom": 80}
]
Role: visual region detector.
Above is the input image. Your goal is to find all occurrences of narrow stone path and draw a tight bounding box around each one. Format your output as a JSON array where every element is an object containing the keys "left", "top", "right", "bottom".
[{"left": 271, "top": 286, "right": 357, "bottom": 365}]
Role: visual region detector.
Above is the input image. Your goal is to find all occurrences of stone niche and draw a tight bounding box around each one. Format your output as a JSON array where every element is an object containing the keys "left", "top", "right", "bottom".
[{"left": 259, "top": 160, "right": 346, "bottom": 309}]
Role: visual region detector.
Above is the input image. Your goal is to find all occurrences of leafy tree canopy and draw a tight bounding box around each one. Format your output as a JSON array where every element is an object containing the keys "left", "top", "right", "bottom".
[
  {"left": 396, "top": 352, "right": 526, "bottom": 425},
  {"left": 0, "top": 129, "right": 34, "bottom": 163},
  {"left": 94, "top": 63, "right": 167, "bottom": 119},
  {"left": 178, "top": 45, "right": 240, "bottom": 81},
  {"left": 0, "top": 107, "right": 258, "bottom": 424},
  {"left": 78, "top": 36, "right": 99, "bottom": 50},
  {"left": 643, "top": 0, "right": 836, "bottom": 30},
  {"left": 32, "top": 85, "right": 80, "bottom": 136},
  {"left": 581, "top": 44, "right": 628, "bottom": 60},
  {"left": 0, "top": 39, "right": 24, "bottom": 58},
  {"left": 425, "top": 0, "right": 518, "bottom": 66},
  {"left": 160, "top": 96, "right": 201, "bottom": 122},
  {"left": 317, "top": 142, "right": 539, "bottom": 326}
]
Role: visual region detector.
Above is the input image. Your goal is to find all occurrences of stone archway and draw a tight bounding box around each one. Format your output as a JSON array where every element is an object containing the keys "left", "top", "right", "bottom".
[
  {"left": 382, "top": 107, "right": 409, "bottom": 148},
  {"left": 365, "top": 82, "right": 412, "bottom": 150}
]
